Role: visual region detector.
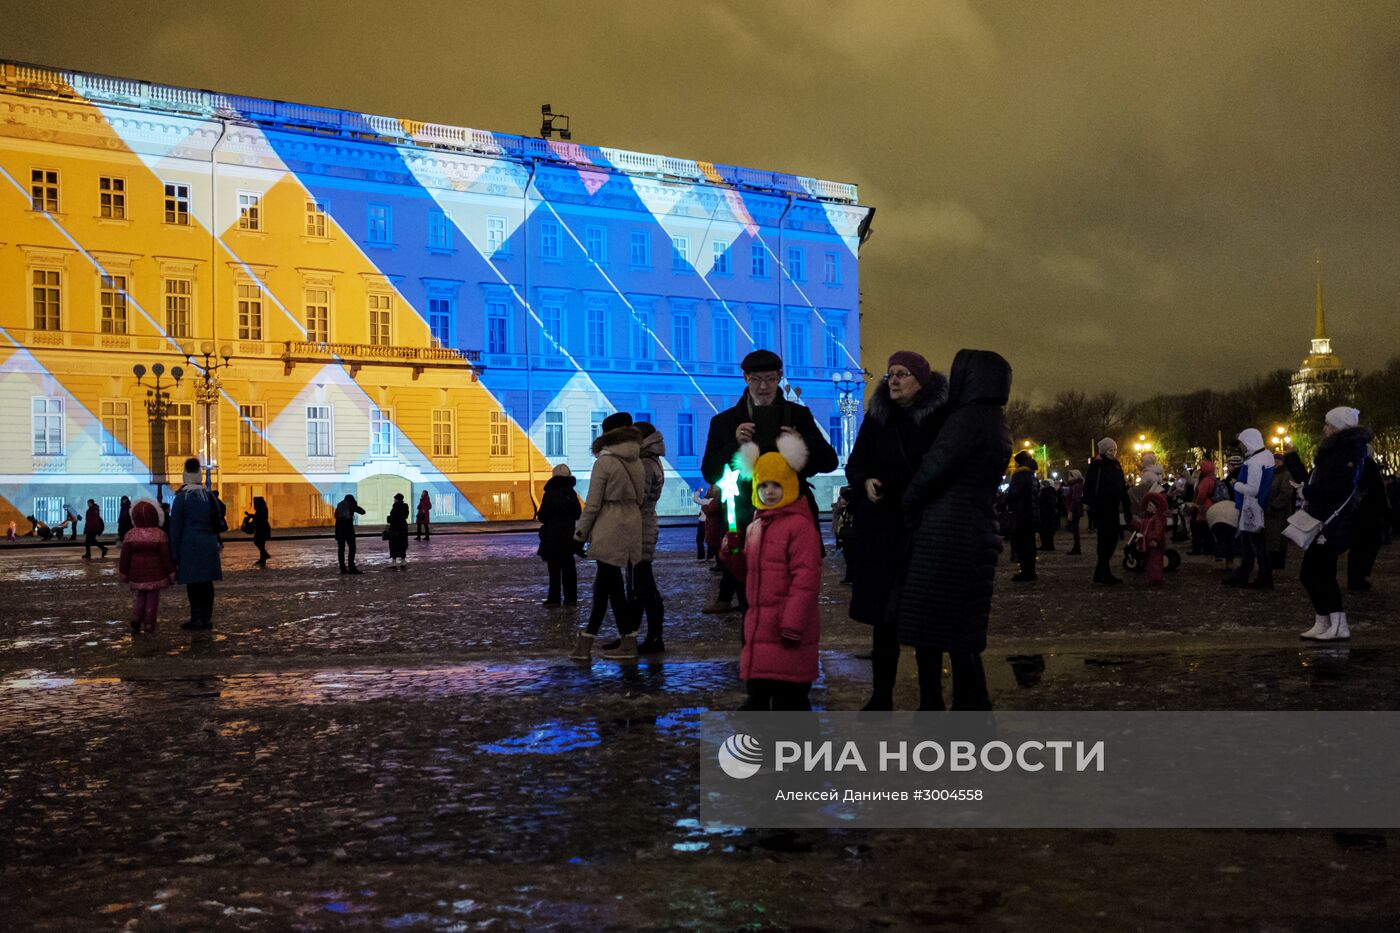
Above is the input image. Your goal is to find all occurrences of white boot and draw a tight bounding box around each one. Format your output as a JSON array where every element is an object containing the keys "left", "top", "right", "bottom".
[
  {"left": 1300, "top": 615, "right": 1330, "bottom": 639},
  {"left": 1315, "top": 611, "right": 1351, "bottom": 641},
  {"left": 568, "top": 631, "right": 595, "bottom": 661}
]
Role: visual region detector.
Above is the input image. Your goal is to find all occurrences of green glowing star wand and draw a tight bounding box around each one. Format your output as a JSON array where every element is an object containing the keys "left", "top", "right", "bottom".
[{"left": 718, "top": 464, "right": 742, "bottom": 533}]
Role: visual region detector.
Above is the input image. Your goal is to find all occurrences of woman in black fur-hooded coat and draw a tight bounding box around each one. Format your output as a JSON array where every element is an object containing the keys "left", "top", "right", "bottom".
[{"left": 844, "top": 351, "right": 948, "bottom": 710}]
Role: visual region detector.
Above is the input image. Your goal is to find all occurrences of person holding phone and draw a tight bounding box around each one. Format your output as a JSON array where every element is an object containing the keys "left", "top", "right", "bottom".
[{"left": 700, "top": 349, "right": 838, "bottom": 615}]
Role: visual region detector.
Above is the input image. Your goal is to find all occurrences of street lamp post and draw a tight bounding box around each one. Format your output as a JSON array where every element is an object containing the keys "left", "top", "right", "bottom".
[
  {"left": 831, "top": 370, "right": 865, "bottom": 462},
  {"left": 132, "top": 362, "right": 184, "bottom": 504},
  {"left": 181, "top": 341, "right": 235, "bottom": 489}
]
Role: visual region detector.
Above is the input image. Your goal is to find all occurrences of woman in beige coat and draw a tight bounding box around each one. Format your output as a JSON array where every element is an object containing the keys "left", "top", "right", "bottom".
[{"left": 569, "top": 414, "right": 646, "bottom": 661}]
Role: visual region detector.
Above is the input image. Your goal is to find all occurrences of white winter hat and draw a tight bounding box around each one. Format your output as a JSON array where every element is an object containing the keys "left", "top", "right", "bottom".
[
  {"left": 1097, "top": 437, "right": 1117, "bottom": 455},
  {"left": 1324, "top": 406, "right": 1359, "bottom": 430}
]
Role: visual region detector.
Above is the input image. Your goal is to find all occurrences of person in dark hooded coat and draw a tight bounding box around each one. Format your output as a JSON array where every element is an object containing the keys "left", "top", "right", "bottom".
[
  {"left": 536, "top": 464, "right": 582, "bottom": 606},
  {"left": 1284, "top": 406, "right": 1372, "bottom": 641},
  {"left": 844, "top": 351, "right": 948, "bottom": 710},
  {"left": 895, "top": 349, "right": 1013, "bottom": 711}
]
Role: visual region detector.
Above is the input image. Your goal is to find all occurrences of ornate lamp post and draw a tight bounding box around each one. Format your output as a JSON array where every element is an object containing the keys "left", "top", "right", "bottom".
[
  {"left": 132, "top": 362, "right": 184, "bottom": 504},
  {"left": 831, "top": 370, "right": 865, "bottom": 462},
  {"left": 181, "top": 341, "right": 235, "bottom": 489}
]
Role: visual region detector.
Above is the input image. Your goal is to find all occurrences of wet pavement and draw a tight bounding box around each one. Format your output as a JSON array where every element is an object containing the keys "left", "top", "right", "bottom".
[{"left": 2, "top": 530, "right": 1399, "bottom": 929}]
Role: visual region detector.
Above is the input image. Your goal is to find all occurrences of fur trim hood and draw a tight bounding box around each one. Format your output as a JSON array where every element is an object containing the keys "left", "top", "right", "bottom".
[
  {"left": 865, "top": 370, "right": 948, "bottom": 427},
  {"left": 591, "top": 425, "right": 643, "bottom": 458},
  {"left": 1316, "top": 424, "right": 1373, "bottom": 460},
  {"left": 639, "top": 429, "right": 666, "bottom": 459},
  {"left": 543, "top": 474, "right": 576, "bottom": 493}
]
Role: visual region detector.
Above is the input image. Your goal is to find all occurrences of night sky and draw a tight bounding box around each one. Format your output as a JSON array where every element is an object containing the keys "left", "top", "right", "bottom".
[{"left": 4, "top": 0, "right": 1397, "bottom": 403}]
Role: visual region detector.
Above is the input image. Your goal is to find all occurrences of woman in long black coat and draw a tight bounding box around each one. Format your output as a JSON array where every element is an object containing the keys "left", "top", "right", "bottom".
[
  {"left": 536, "top": 464, "right": 583, "bottom": 606},
  {"left": 386, "top": 493, "right": 410, "bottom": 566},
  {"left": 844, "top": 351, "right": 947, "bottom": 710},
  {"left": 896, "top": 349, "right": 1012, "bottom": 711},
  {"left": 1283, "top": 407, "right": 1372, "bottom": 641}
]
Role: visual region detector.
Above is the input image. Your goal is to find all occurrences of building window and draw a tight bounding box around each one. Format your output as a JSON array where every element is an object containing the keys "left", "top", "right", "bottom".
[
  {"left": 672, "top": 235, "right": 689, "bottom": 271},
  {"left": 751, "top": 243, "right": 768, "bottom": 278},
  {"left": 585, "top": 225, "right": 606, "bottom": 264},
  {"left": 306, "top": 405, "right": 333, "bottom": 457},
  {"left": 428, "top": 209, "right": 452, "bottom": 249},
  {"left": 673, "top": 313, "right": 693, "bottom": 362},
  {"left": 239, "top": 404, "right": 266, "bottom": 457},
  {"left": 486, "top": 301, "right": 509, "bottom": 354},
  {"left": 33, "top": 496, "right": 63, "bottom": 526},
  {"left": 98, "top": 176, "right": 125, "bottom": 219},
  {"left": 491, "top": 491, "right": 514, "bottom": 515},
  {"left": 586, "top": 411, "right": 606, "bottom": 443},
  {"left": 787, "top": 247, "right": 805, "bottom": 282},
  {"left": 437, "top": 492, "right": 457, "bottom": 516},
  {"left": 633, "top": 410, "right": 653, "bottom": 426},
  {"left": 829, "top": 416, "right": 843, "bottom": 456},
  {"left": 31, "top": 398, "right": 63, "bottom": 455},
  {"left": 432, "top": 408, "right": 455, "bottom": 456},
  {"left": 165, "top": 403, "right": 193, "bottom": 457},
  {"left": 100, "top": 400, "right": 130, "bottom": 456},
  {"left": 100, "top": 496, "right": 122, "bottom": 526},
  {"left": 713, "top": 312, "right": 733, "bottom": 364},
  {"left": 586, "top": 304, "right": 607, "bottom": 358},
  {"left": 237, "top": 191, "right": 262, "bottom": 231},
  {"left": 752, "top": 316, "right": 772, "bottom": 352},
  {"left": 630, "top": 309, "right": 652, "bottom": 360},
  {"left": 237, "top": 283, "right": 263, "bottom": 340},
  {"left": 164, "top": 182, "right": 191, "bottom": 225},
  {"left": 823, "top": 251, "right": 841, "bottom": 285},
  {"left": 369, "top": 294, "right": 392, "bottom": 346},
  {"left": 824, "top": 322, "right": 845, "bottom": 369},
  {"left": 367, "top": 203, "right": 392, "bottom": 244},
  {"left": 428, "top": 297, "right": 451, "bottom": 348},
  {"left": 305, "top": 199, "right": 328, "bottom": 237},
  {"left": 305, "top": 287, "right": 330, "bottom": 344},
  {"left": 489, "top": 409, "right": 512, "bottom": 456},
  {"left": 630, "top": 231, "right": 650, "bottom": 267},
  {"left": 30, "top": 168, "right": 59, "bottom": 212},
  {"left": 164, "top": 278, "right": 192, "bottom": 338},
  {"left": 545, "top": 410, "right": 565, "bottom": 458},
  {"left": 712, "top": 240, "right": 730, "bottom": 275},
  {"left": 787, "top": 319, "right": 809, "bottom": 367},
  {"left": 486, "top": 215, "right": 507, "bottom": 254},
  {"left": 540, "top": 220, "right": 561, "bottom": 259},
  {"left": 99, "top": 273, "right": 129, "bottom": 335},
  {"left": 677, "top": 411, "right": 695, "bottom": 457},
  {"left": 32, "top": 269, "right": 61, "bottom": 331},
  {"left": 370, "top": 408, "right": 394, "bottom": 457},
  {"left": 540, "top": 303, "right": 563, "bottom": 357}
]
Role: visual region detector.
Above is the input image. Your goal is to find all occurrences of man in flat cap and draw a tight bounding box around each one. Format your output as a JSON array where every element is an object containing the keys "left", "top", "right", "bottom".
[{"left": 699, "top": 349, "right": 838, "bottom": 612}]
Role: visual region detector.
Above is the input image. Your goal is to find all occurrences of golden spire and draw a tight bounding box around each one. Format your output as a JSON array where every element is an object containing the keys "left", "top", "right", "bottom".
[{"left": 1314, "top": 251, "right": 1327, "bottom": 340}]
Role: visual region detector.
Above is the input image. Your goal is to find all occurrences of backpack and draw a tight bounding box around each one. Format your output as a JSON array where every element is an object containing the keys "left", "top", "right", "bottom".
[{"left": 1211, "top": 476, "right": 1232, "bottom": 504}]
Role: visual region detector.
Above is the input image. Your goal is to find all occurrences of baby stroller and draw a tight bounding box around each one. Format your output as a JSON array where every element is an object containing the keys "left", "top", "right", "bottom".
[{"left": 1122, "top": 528, "right": 1181, "bottom": 573}]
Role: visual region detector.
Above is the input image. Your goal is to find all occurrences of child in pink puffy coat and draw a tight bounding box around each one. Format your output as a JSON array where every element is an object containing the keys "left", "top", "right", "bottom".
[
  {"left": 118, "top": 499, "right": 176, "bottom": 634},
  {"left": 723, "top": 434, "right": 823, "bottom": 711}
]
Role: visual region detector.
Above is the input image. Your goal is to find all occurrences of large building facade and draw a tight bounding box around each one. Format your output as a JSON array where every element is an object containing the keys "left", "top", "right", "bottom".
[{"left": 0, "top": 61, "right": 869, "bottom": 527}]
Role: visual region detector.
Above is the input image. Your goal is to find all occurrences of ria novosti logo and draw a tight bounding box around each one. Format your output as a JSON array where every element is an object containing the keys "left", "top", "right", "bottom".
[{"left": 718, "top": 734, "right": 764, "bottom": 779}]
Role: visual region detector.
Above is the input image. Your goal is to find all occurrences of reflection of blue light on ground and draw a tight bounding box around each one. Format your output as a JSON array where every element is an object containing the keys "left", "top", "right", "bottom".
[
  {"left": 481, "top": 722, "right": 600, "bottom": 755},
  {"left": 672, "top": 841, "right": 709, "bottom": 852}
]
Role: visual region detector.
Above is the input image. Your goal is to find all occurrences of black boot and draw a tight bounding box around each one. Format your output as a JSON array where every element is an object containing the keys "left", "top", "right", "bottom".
[
  {"left": 915, "top": 649, "right": 945, "bottom": 712},
  {"left": 862, "top": 645, "right": 897, "bottom": 711}
]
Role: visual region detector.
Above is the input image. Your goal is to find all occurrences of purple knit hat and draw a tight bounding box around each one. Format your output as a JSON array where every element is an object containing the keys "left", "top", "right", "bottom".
[{"left": 887, "top": 351, "right": 932, "bottom": 387}]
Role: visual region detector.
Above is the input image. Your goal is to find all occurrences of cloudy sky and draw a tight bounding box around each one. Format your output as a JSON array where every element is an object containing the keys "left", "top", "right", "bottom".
[{"left": 4, "top": 0, "right": 1396, "bottom": 403}]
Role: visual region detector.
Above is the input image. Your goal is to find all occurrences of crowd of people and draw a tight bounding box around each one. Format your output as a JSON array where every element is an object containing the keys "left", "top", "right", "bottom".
[{"left": 7, "top": 351, "right": 1397, "bottom": 712}]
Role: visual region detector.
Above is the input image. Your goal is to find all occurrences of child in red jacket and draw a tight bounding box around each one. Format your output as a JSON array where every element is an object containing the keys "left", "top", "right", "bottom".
[
  {"left": 1134, "top": 491, "right": 1170, "bottom": 585},
  {"left": 723, "top": 434, "right": 823, "bottom": 711},
  {"left": 118, "top": 499, "right": 176, "bottom": 633}
]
